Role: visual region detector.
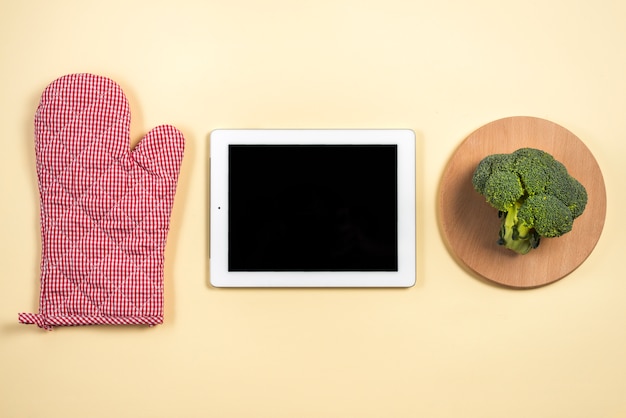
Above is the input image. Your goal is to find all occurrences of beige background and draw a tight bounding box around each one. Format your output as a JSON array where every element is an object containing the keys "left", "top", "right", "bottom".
[{"left": 1, "top": 1, "right": 624, "bottom": 417}]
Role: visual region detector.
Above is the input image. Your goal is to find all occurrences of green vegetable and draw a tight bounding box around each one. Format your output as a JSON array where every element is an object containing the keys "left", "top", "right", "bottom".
[{"left": 472, "top": 147, "right": 587, "bottom": 254}]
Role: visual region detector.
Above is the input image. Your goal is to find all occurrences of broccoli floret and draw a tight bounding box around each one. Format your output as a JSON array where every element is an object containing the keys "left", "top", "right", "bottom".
[{"left": 472, "top": 148, "right": 587, "bottom": 255}]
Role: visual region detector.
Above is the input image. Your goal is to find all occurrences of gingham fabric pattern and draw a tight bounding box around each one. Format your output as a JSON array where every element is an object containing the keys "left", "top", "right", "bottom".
[{"left": 19, "top": 73, "right": 184, "bottom": 330}]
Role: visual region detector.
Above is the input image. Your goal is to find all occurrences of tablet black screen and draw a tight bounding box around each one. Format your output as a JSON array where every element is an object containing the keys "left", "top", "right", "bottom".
[{"left": 228, "top": 144, "right": 398, "bottom": 272}]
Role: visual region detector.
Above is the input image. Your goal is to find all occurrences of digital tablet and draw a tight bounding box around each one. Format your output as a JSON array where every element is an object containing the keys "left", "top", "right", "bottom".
[{"left": 209, "top": 129, "right": 416, "bottom": 287}]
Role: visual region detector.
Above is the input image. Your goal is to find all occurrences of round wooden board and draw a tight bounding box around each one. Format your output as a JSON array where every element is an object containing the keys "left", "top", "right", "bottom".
[{"left": 438, "top": 116, "right": 607, "bottom": 288}]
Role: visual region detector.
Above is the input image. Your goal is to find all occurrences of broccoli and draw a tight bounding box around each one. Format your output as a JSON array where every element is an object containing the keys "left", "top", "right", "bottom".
[{"left": 472, "top": 147, "right": 587, "bottom": 255}]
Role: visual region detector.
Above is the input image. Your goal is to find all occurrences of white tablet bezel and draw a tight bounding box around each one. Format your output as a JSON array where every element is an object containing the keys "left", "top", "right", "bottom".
[{"left": 209, "top": 129, "right": 416, "bottom": 287}]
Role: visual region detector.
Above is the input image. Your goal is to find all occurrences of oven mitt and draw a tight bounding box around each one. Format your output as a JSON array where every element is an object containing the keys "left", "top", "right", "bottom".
[{"left": 19, "top": 73, "right": 185, "bottom": 330}]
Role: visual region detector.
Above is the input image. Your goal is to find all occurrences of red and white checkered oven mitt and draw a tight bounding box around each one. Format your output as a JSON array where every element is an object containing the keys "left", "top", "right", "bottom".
[{"left": 19, "top": 73, "right": 185, "bottom": 330}]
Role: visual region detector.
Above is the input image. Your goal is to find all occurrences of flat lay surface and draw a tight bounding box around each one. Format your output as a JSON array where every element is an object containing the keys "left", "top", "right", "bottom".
[{"left": 1, "top": 1, "right": 625, "bottom": 417}]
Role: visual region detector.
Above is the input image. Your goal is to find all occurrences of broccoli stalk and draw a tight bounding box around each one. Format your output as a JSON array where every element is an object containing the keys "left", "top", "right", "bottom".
[
  {"left": 472, "top": 148, "right": 587, "bottom": 255},
  {"left": 498, "top": 202, "right": 540, "bottom": 255}
]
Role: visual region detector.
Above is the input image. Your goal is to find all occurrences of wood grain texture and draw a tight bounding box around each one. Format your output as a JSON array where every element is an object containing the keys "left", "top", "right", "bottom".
[{"left": 438, "top": 116, "right": 607, "bottom": 288}]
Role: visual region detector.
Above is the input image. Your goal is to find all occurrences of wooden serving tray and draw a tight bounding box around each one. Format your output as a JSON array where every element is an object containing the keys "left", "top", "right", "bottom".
[{"left": 438, "top": 116, "right": 607, "bottom": 288}]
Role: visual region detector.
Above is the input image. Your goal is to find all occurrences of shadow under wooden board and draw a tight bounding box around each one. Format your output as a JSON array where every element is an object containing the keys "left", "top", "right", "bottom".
[{"left": 438, "top": 116, "right": 607, "bottom": 288}]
